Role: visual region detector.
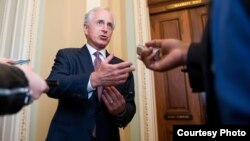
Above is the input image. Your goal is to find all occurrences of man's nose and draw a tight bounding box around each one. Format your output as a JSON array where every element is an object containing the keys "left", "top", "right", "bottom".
[{"left": 102, "top": 24, "right": 109, "bottom": 31}]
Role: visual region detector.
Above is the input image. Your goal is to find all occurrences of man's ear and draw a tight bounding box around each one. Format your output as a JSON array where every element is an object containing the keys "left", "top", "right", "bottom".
[{"left": 83, "top": 24, "right": 88, "bottom": 35}]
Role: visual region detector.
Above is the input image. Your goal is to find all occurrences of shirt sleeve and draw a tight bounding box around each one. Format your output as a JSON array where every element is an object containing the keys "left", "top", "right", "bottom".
[{"left": 87, "top": 77, "right": 96, "bottom": 99}]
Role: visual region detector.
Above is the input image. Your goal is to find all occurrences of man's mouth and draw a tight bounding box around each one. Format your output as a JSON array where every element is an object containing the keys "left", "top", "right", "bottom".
[{"left": 100, "top": 35, "right": 108, "bottom": 40}]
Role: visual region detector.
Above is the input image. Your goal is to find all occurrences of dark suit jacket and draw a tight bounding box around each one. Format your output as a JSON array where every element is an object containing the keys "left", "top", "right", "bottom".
[
  {"left": 46, "top": 45, "right": 136, "bottom": 141},
  {"left": 0, "top": 64, "right": 30, "bottom": 115},
  {"left": 187, "top": 24, "right": 218, "bottom": 124},
  {"left": 186, "top": 1, "right": 250, "bottom": 125}
]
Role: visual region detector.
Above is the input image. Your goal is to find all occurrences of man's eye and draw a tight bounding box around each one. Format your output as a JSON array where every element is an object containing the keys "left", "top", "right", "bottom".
[
  {"left": 97, "top": 21, "right": 104, "bottom": 25},
  {"left": 108, "top": 23, "right": 114, "bottom": 30}
]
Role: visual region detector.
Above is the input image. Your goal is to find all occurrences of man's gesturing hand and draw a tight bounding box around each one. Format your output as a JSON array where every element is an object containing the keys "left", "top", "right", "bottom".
[{"left": 90, "top": 54, "right": 135, "bottom": 88}]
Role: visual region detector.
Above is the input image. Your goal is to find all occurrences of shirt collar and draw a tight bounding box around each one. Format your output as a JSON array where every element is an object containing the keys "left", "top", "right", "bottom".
[{"left": 86, "top": 43, "right": 106, "bottom": 58}]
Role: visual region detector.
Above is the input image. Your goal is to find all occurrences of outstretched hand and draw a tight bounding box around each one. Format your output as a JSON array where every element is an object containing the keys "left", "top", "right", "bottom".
[
  {"left": 90, "top": 54, "right": 135, "bottom": 87},
  {"left": 17, "top": 65, "right": 49, "bottom": 103},
  {"left": 138, "top": 39, "right": 190, "bottom": 72}
]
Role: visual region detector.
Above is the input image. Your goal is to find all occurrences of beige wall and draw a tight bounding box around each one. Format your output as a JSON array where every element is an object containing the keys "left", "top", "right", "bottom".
[{"left": 32, "top": 0, "right": 138, "bottom": 141}]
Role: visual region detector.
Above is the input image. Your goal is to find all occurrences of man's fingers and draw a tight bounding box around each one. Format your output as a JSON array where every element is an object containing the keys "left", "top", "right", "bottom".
[
  {"left": 0, "top": 58, "right": 15, "bottom": 65},
  {"left": 104, "top": 54, "right": 114, "bottom": 63},
  {"left": 115, "top": 61, "right": 133, "bottom": 69},
  {"left": 116, "top": 67, "right": 133, "bottom": 76},
  {"left": 145, "top": 39, "right": 162, "bottom": 48}
]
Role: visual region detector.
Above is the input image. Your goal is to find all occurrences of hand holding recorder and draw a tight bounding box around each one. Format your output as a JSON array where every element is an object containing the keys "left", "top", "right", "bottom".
[
  {"left": 137, "top": 39, "right": 190, "bottom": 72},
  {"left": 0, "top": 58, "right": 49, "bottom": 103},
  {"left": 17, "top": 64, "right": 49, "bottom": 102}
]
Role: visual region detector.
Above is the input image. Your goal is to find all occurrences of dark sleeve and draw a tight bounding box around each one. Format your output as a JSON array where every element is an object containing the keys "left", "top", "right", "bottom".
[
  {"left": 0, "top": 64, "right": 30, "bottom": 115},
  {"left": 186, "top": 42, "right": 205, "bottom": 92},
  {"left": 46, "top": 49, "right": 90, "bottom": 99},
  {"left": 115, "top": 72, "right": 136, "bottom": 128},
  {"left": 186, "top": 18, "right": 212, "bottom": 93}
]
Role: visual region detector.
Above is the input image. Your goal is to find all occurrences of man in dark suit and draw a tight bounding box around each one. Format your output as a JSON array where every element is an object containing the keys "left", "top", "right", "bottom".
[
  {"left": 0, "top": 59, "right": 48, "bottom": 115},
  {"left": 138, "top": 0, "right": 250, "bottom": 125},
  {"left": 46, "top": 7, "right": 136, "bottom": 141}
]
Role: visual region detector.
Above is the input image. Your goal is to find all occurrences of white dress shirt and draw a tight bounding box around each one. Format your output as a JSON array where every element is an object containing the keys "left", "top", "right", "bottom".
[{"left": 86, "top": 44, "right": 106, "bottom": 99}]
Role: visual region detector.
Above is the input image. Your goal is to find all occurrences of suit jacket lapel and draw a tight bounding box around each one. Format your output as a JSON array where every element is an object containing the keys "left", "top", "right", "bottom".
[{"left": 79, "top": 45, "right": 95, "bottom": 73}]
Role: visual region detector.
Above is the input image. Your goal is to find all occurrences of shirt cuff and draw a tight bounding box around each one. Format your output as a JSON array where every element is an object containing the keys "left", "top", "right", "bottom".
[{"left": 87, "top": 78, "right": 95, "bottom": 99}]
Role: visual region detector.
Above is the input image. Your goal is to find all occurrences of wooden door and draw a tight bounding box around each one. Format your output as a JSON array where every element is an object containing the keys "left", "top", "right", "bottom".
[
  {"left": 149, "top": 3, "right": 208, "bottom": 141},
  {"left": 147, "top": 0, "right": 172, "bottom": 5}
]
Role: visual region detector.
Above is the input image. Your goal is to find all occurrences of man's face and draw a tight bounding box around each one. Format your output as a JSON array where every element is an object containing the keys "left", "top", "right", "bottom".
[{"left": 84, "top": 9, "right": 114, "bottom": 50}]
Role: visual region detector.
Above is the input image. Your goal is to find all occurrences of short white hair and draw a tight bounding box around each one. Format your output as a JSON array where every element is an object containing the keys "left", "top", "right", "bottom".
[{"left": 84, "top": 7, "right": 115, "bottom": 28}]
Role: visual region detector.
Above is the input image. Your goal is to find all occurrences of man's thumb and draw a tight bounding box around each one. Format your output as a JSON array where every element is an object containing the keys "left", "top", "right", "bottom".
[{"left": 104, "top": 54, "right": 114, "bottom": 63}]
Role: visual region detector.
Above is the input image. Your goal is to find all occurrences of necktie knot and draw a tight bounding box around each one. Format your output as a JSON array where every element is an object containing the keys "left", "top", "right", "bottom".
[{"left": 94, "top": 51, "right": 100, "bottom": 58}]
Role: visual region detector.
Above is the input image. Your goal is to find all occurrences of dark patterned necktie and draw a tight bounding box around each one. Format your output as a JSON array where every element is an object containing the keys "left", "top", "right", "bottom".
[
  {"left": 92, "top": 51, "right": 103, "bottom": 138},
  {"left": 94, "top": 51, "right": 103, "bottom": 101}
]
